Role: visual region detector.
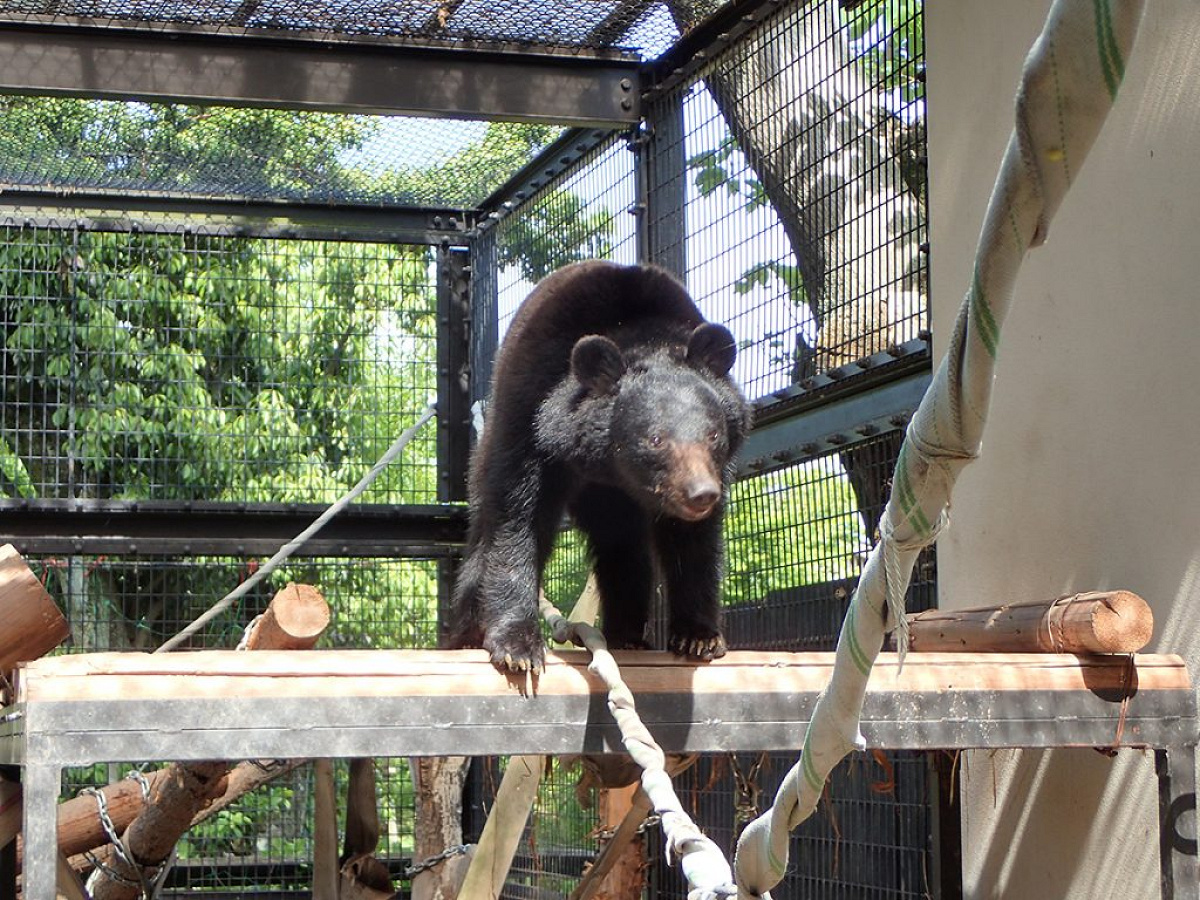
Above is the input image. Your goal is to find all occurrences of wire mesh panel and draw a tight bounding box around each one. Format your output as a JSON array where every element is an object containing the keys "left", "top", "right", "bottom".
[
  {"left": 0, "top": 216, "right": 453, "bottom": 895},
  {"left": 0, "top": 0, "right": 688, "bottom": 57},
  {"left": 487, "top": 132, "right": 640, "bottom": 344},
  {"left": 645, "top": 0, "right": 927, "bottom": 401},
  {"left": 0, "top": 98, "right": 563, "bottom": 209},
  {"left": 0, "top": 219, "right": 439, "bottom": 505}
]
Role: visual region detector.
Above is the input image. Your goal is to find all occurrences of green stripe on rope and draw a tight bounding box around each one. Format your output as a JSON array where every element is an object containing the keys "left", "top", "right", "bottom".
[
  {"left": 801, "top": 731, "right": 823, "bottom": 792},
  {"left": 969, "top": 265, "right": 1000, "bottom": 358},
  {"left": 1093, "top": 0, "right": 1124, "bottom": 98},
  {"left": 843, "top": 602, "right": 872, "bottom": 676},
  {"left": 892, "top": 447, "right": 933, "bottom": 537}
]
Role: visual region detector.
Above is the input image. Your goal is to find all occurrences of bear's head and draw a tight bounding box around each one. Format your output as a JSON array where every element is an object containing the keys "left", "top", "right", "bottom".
[{"left": 571, "top": 323, "right": 743, "bottom": 522}]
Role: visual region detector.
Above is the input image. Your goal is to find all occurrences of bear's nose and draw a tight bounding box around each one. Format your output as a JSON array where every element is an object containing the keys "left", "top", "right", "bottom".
[{"left": 684, "top": 480, "right": 720, "bottom": 515}]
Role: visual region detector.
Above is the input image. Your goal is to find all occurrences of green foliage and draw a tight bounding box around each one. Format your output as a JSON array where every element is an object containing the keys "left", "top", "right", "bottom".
[
  {"left": 840, "top": 0, "right": 925, "bottom": 102},
  {"left": 496, "top": 189, "right": 615, "bottom": 283},
  {"left": 0, "top": 97, "right": 371, "bottom": 200},
  {"left": 380, "top": 122, "right": 560, "bottom": 206},
  {"left": 724, "top": 461, "right": 868, "bottom": 606},
  {"left": 0, "top": 227, "right": 437, "bottom": 506}
]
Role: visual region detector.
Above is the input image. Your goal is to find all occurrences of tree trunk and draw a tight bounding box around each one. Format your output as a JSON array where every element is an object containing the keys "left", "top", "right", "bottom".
[
  {"left": 666, "top": 0, "right": 926, "bottom": 374},
  {"left": 411, "top": 756, "right": 471, "bottom": 900}
]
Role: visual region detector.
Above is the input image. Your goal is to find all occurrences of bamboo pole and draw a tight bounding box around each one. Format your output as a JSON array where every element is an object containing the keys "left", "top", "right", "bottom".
[
  {"left": 0, "top": 544, "right": 70, "bottom": 677},
  {"left": 87, "top": 584, "right": 329, "bottom": 899},
  {"left": 900, "top": 591, "right": 1153, "bottom": 654}
]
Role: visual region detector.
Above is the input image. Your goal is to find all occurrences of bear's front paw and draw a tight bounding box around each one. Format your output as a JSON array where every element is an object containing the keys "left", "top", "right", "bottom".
[
  {"left": 668, "top": 630, "right": 727, "bottom": 661},
  {"left": 483, "top": 627, "right": 546, "bottom": 674}
]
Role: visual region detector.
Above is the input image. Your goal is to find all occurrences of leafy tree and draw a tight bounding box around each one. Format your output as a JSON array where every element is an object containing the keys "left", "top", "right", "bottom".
[{"left": 0, "top": 97, "right": 615, "bottom": 873}]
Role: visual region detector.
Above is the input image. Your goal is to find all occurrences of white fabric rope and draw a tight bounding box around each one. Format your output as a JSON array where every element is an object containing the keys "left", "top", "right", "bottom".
[
  {"left": 540, "top": 595, "right": 738, "bottom": 900},
  {"left": 156, "top": 402, "right": 438, "bottom": 653},
  {"left": 733, "top": 2, "right": 1147, "bottom": 897}
]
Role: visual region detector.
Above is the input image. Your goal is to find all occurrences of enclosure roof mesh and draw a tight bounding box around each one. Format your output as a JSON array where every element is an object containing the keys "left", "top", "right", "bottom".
[
  {"left": 0, "top": 0, "right": 728, "bottom": 211},
  {"left": 0, "top": 0, "right": 720, "bottom": 56},
  {"left": 0, "top": 100, "right": 569, "bottom": 210}
]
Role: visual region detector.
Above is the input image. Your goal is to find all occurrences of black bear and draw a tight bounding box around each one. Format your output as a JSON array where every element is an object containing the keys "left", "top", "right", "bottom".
[{"left": 449, "top": 260, "right": 749, "bottom": 673}]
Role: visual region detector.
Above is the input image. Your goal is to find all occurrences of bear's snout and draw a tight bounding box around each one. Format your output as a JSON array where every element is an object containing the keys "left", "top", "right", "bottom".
[
  {"left": 680, "top": 477, "right": 721, "bottom": 519},
  {"left": 665, "top": 441, "right": 723, "bottom": 521}
]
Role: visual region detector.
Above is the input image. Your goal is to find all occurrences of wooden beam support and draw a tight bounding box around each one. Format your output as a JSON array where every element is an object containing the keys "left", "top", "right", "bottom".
[
  {"left": 901, "top": 590, "right": 1154, "bottom": 654},
  {"left": 86, "top": 584, "right": 330, "bottom": 899},
  {"left": 7, "top": 650, "right": 1193, "bottom": 763},
  {"left": 0, "top": 544, "right": 70, "bottom": 678}
]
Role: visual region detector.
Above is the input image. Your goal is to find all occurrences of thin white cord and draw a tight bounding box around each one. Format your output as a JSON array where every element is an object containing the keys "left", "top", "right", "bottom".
[{"left": 156, "top": 402, "right": 438, "bottom": 653}]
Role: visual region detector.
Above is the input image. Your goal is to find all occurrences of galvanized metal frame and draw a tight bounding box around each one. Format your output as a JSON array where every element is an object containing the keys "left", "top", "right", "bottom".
[
  {"left": 740, "top": 348, "right": 933, "bottom": 476},
  {"left": 0, "top": 500, "right": 467, "bottom": 558},
  {"left": 0, "top": 191, "right": 473, "bottom": 245},
  {"left": 436, "top": 246, "right": 473, "bottom": 645},
  {"left": 2, "top": 651, "right": 1195, "bottom": 899},
  {"left": 639, "top": 87, "right": 687, "bottom": 278},
  {"left": 0, "top": 23, "right": 642, "bottom": 127},
  {"left": 473, "top": 126, "right": 623, "bottom": 234}
]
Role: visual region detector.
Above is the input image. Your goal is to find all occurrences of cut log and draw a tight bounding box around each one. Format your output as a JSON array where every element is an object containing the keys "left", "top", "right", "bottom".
[
  {"left": 0, "top": 544, "right": 70, "bottom": 677},
  {"left": 411, "top": 756, "right": 469, "bottom": 900},
  {"left": 61, "top": 760, "right": 305, "bottom": 875},
  {"left": 900, "top": 590, "right": 1153, "bottom": 654},
  {"left": 572, "top": 785, "right": 650, "bottom": 900},
  {"left": 86, "top": 584, "right": 329, "bottom": 899},
  {"left": 242, "top": 583, "right": 331, "bottom": 651}
]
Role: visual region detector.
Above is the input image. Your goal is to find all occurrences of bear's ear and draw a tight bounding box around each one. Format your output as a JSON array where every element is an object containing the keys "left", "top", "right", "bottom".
[
  {"left": 572, "top": 335, "right": 626, "bottom": 395},
  {"left": 687, "top": 323, "right": 737, "bottom": 376}
]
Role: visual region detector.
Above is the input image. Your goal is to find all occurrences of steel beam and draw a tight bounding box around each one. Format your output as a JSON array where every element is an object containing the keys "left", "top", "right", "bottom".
[
  {"left": 739, "top": 345, "right": 932, "bottom": 476},
  {"left": 0, "top": 23, "right": 641, "bottom": 127},
  {"left": 0, "top": 191, "right": 471, "bottom": 244},
  {"left": 0, "top": 499, "right": 468, "bottom": 558},
  {"left": 474, "top": 126, "right": 621, "bottom": 231}
]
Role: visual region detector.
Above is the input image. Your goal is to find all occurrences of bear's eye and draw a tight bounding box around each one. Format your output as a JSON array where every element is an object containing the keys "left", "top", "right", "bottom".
[
  {"left": 648, "top": 433, "right": 663, "bottom": 448},
  {"left": 707, "top": 429, "right": 721, "bottom": 445}
]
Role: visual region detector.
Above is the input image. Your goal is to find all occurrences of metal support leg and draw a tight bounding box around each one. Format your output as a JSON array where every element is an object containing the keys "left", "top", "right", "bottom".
[
  {"left": 1158, "top": 746, "right": 1199, "bottom": 900},
  {"left": 0, "top": 834, "right": 15, "bottom": 900},
  {"left": 22, "top": 765, "right": 60, "bottom": 900}
]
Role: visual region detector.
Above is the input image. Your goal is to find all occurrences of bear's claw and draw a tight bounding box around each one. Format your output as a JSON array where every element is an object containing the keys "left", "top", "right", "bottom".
[
  {"left": 485, "top": 636, "right": 546, "bottom": 675},
  {"left": 668, "top": 632, "right": 727, "bottom": 661}
]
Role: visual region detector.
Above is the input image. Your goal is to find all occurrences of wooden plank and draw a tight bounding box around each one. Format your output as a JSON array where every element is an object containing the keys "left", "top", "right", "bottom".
[
  {"left": 15, "top": 651, "right": 1192, "bottom": 707},
  {"left": 903, "top": 591, "right": 1154, "bottom": 653}
]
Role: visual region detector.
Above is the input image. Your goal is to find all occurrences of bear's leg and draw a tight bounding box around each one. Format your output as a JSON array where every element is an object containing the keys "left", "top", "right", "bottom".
[
  {"left": 456, "top": 468, "right": 565, "bottom": 673},
  {"left": 570, "top": 485, "right": 655, "bottom": 650},
  {"left": 655, "top": 514, "right": 728, "bottom": 660}
]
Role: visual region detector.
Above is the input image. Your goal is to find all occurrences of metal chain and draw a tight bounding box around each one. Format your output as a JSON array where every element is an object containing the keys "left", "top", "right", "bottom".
[
  {"left": 730, "top": 753, "right": 766, "bottom": 832},
  {"left": 79, "top": 783, "right": 165, "bottom": 898},
  {"left": 127, "top": 769, "right": 151, "bottom": 802},
  {"left": 403, "top": 843, "right": 471, "bottom": 879}
]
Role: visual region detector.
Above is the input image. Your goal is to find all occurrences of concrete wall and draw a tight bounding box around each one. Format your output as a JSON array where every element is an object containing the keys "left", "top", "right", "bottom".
[{"left": 925, "top": 1, "right": 1200, "bottom": 897}]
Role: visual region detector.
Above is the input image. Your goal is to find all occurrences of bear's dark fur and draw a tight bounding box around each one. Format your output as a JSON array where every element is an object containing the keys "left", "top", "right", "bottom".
[{"left": 449, "top": 260, "right": 749, "bottom": 673}]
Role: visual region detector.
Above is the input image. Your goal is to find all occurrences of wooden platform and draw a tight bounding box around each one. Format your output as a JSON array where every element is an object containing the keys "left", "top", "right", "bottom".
[
  {"left": 2, "top": 649, "right": 1194, "bottom": 764},
  {"left": 2, "top": 649, "right": 1196, "bottom": 898}
]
